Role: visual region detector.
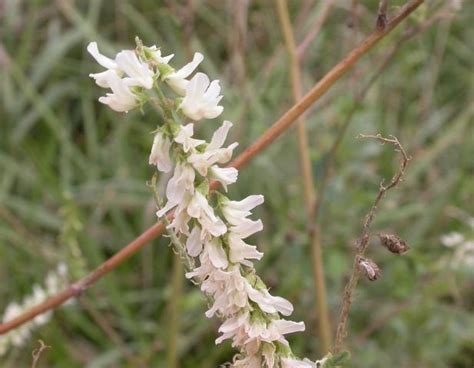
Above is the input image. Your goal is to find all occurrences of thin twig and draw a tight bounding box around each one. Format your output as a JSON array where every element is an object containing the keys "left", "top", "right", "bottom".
[
  {"left": 31, "top": 340, "right": 51, "bottom": 368},
  {"left": 333, "top": 134, "right": 411, "bottom": 353},
  {"left": 276, "top": 0, "right": 332, "bottom": 352},
  {"left": 0, "top": 0, "right": 424, "bottom": 335}
]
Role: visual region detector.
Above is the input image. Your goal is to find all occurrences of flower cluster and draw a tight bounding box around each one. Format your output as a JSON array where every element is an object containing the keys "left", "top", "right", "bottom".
[
  {"left": 441, "top": 230, "right": 474, "bottom": 269},
  {"left": 89, "top": 40, "right": 319, "bottom": 367},
  {"left": 0, "top": 263, "right": 70, "bottom": 356}
]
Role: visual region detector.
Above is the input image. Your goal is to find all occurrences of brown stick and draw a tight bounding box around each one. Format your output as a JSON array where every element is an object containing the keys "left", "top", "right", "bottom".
[
  {"left": 276, "top": 0, "right": 332, "bottom": 352},
  {"left": 0, "top": 0, "right": 424, "bottom": 335},
  {"left": 333, "top": 134, "right": 411, "bottom": 353}
]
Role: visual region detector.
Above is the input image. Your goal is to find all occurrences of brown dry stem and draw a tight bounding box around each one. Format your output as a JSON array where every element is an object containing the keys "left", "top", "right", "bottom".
[
  {"left": 31, "top": 340, "right": 51, "bottom": 368},
  {"left": 333, "top": 134, "right": 411, "bottom": 353},
  {"left": 276, "top": 0, "right": 332, "bottom": 352}
]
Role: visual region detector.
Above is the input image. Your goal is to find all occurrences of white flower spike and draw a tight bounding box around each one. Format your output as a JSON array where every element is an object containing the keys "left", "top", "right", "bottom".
[
  {"left": 0, "top": 264, "right": 71, "bottom": 356},
  {"left": 89, "top": 38, "right": 322, "bottom": 367}
]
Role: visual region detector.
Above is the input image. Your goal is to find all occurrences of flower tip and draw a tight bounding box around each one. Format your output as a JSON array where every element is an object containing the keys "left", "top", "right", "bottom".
[
  {"left": 194, "top": 52, "right": 204, "bottom": 63},
  {"left": 86, "top": 41, "right": 98, "bottom": 53}
]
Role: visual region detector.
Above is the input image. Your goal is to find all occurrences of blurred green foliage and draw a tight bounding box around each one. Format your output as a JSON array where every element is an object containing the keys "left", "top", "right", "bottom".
[{"left": 0, "top": 0, "right": 473, "bottom": 367}]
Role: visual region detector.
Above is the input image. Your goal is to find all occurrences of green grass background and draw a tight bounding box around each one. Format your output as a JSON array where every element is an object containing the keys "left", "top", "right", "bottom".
[{"left": 0, "top": 0, "right": 473, "bottom": 367}]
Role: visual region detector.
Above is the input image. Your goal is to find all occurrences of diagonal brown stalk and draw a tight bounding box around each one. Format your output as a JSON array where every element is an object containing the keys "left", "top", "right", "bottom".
[
  {"left": 333, "top": 134, "right": 411, "bottom": 353},
  {"left": 276, "top": 0, "right": 332, "bottom": 353},
  {"left": 0, "top": 0, "right": 424, "bottom": 335}
]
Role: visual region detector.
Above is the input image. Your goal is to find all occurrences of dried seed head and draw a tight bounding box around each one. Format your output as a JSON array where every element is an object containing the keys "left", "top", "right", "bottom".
[
  {"left": 378, "top": 233, "right": 410, "bottom": 254},
  {"left": 358, "top": 257, "right": 381, "bottom": 281}
]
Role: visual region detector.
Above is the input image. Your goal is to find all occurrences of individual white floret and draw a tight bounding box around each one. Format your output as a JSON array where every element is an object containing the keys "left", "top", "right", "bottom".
[{"left": 180, "top": 72, "right": 224, "bottom": 120}]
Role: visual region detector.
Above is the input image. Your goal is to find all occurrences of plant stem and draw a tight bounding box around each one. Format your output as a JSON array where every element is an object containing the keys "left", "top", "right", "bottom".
[
  {"left": 0, "top": 0, "right": 424, "bottom": 335},
  {"left": 167, "top": 253, "right": 184, "bottom": 368},
  {"left": 276, "top": 0, "right": 332, "bottom": 353},
  {"left": 333, "top": 134, "right": 410, "bottom": 353}
]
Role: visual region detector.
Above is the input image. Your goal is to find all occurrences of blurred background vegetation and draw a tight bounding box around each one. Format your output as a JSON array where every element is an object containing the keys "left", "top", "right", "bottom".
[{"left": 0, "top": 0, "right": 473, "bottom": 367}]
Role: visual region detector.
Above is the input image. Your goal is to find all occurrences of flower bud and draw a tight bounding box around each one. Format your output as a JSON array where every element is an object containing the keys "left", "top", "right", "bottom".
[
  {"left": 378, "top": 233, "right": 410, "bottom": 254},
  {"left": 358, "top": 257, "right": 381, "bottom": 281}
]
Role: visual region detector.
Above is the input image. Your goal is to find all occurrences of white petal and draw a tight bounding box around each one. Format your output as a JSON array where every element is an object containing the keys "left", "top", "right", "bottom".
[
  {"left": 174, "top": 124, "right": 205, "bottom": 152},
  {"left": 89, "top": 70, "right": 117, "bottom": 88},
  {"left": 228, "top": 234, "right": 263, "bottom": 264},
  {"left": 166, "top": 52, "right": 204, "bottom": 95},
  {"left": 208, "top": 121, "right": 233, "bottom": 150},
  {"left": 210, "top": 166, "right": 238, "bottom": 191},
  {"left": 87, "top": 42, "right": 117, "bottom": 69},
  {"left": 179, "top": 73, "right": 224, "bottom": 121},
  {"left": 115, "top": 50, "right": 154, "bottom": 89},
  {"left": 230, "top": 219, "right": 263, "bottom": 239},
  {"left": 177, "top": 52, "right": 204, "bottom": 78},
  {"left": 207, "top": 238, "right": 228, "bottom": 268},
  {"left": 186, "top": 226, "right": 203, "bottom": 257},
  {"left": 246, "top": 285, "right": 294, "bottom": 316},
  {"left": 272, "top": 320, "right": 306, "bottom": 335},
  {"left": 149, "top": 132, "right": 173, "bottom": 173},
  {"left": 227, "top": 195, "right": 264, "bottom": 212},
  {"left": 98, "top": 72, "right": 138, "bottom": 112}
]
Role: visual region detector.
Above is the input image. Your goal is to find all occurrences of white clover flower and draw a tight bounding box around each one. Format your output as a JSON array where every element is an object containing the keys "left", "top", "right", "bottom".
[
  {"left": 217, "top": 311, "right": 304, "bottom": 348},
  {"left": 88, "top": 42, "right": 154, "bottom": 89},
  {"left": 165, "top": 196, "right": 193, "bottom": 235},
  {"left": 95, "top": 70, "right": 140, "bottom": 112},
  {"left": 0, "top": 264, "right": 70, "bottom": 356},
  {"left": 165, "top": 52, "right": 204, "bottom": 95},
  {"left": 186, "top": 226, "right": 204, "bottom": 257},
  {"left": 440, "top": 232, "right": 464, "bottom": 247},
  {"left": 87, "top": 39, "right": 317, "bottom": 366},
  {"left": 87, "top": 42, "right": 118, "bottom": 75},
  {"left": 174, "top": 124, "right": 205, "bottom": 153},
  {"left": 88, "top": 41, "right": 156, "bottom": 112},
  {"left": 187, "top": 121, "right": 238, "bottom": 176},
  {"left": 180, "top": 72, "right": 224, "bottom": 120},
  {"left": 187, "top": 191, "right": 227, "bottom": 237},
  {"left": 209, "top": 166, "right": 238, "bottom": 191},
  {"left": 203, "top": 237, "right": 229, "bottom": 269},
  {"left": 228, "top": 233, "right": 263, "bottom": 266},
  {"left": 245, "top": 283, "right": 294, "bottom": 316},
  {"left": 156, "top": 163, "right": 195, "bottom": 219},
  {"left": 115, "top": 50, "right": 154, "bottom": 88},
  {"left": 149, "top": 131, "right": 173, "bottom": 172},
  {"left": 222, "top": 195, "right": 265, "bottom": 226}
]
